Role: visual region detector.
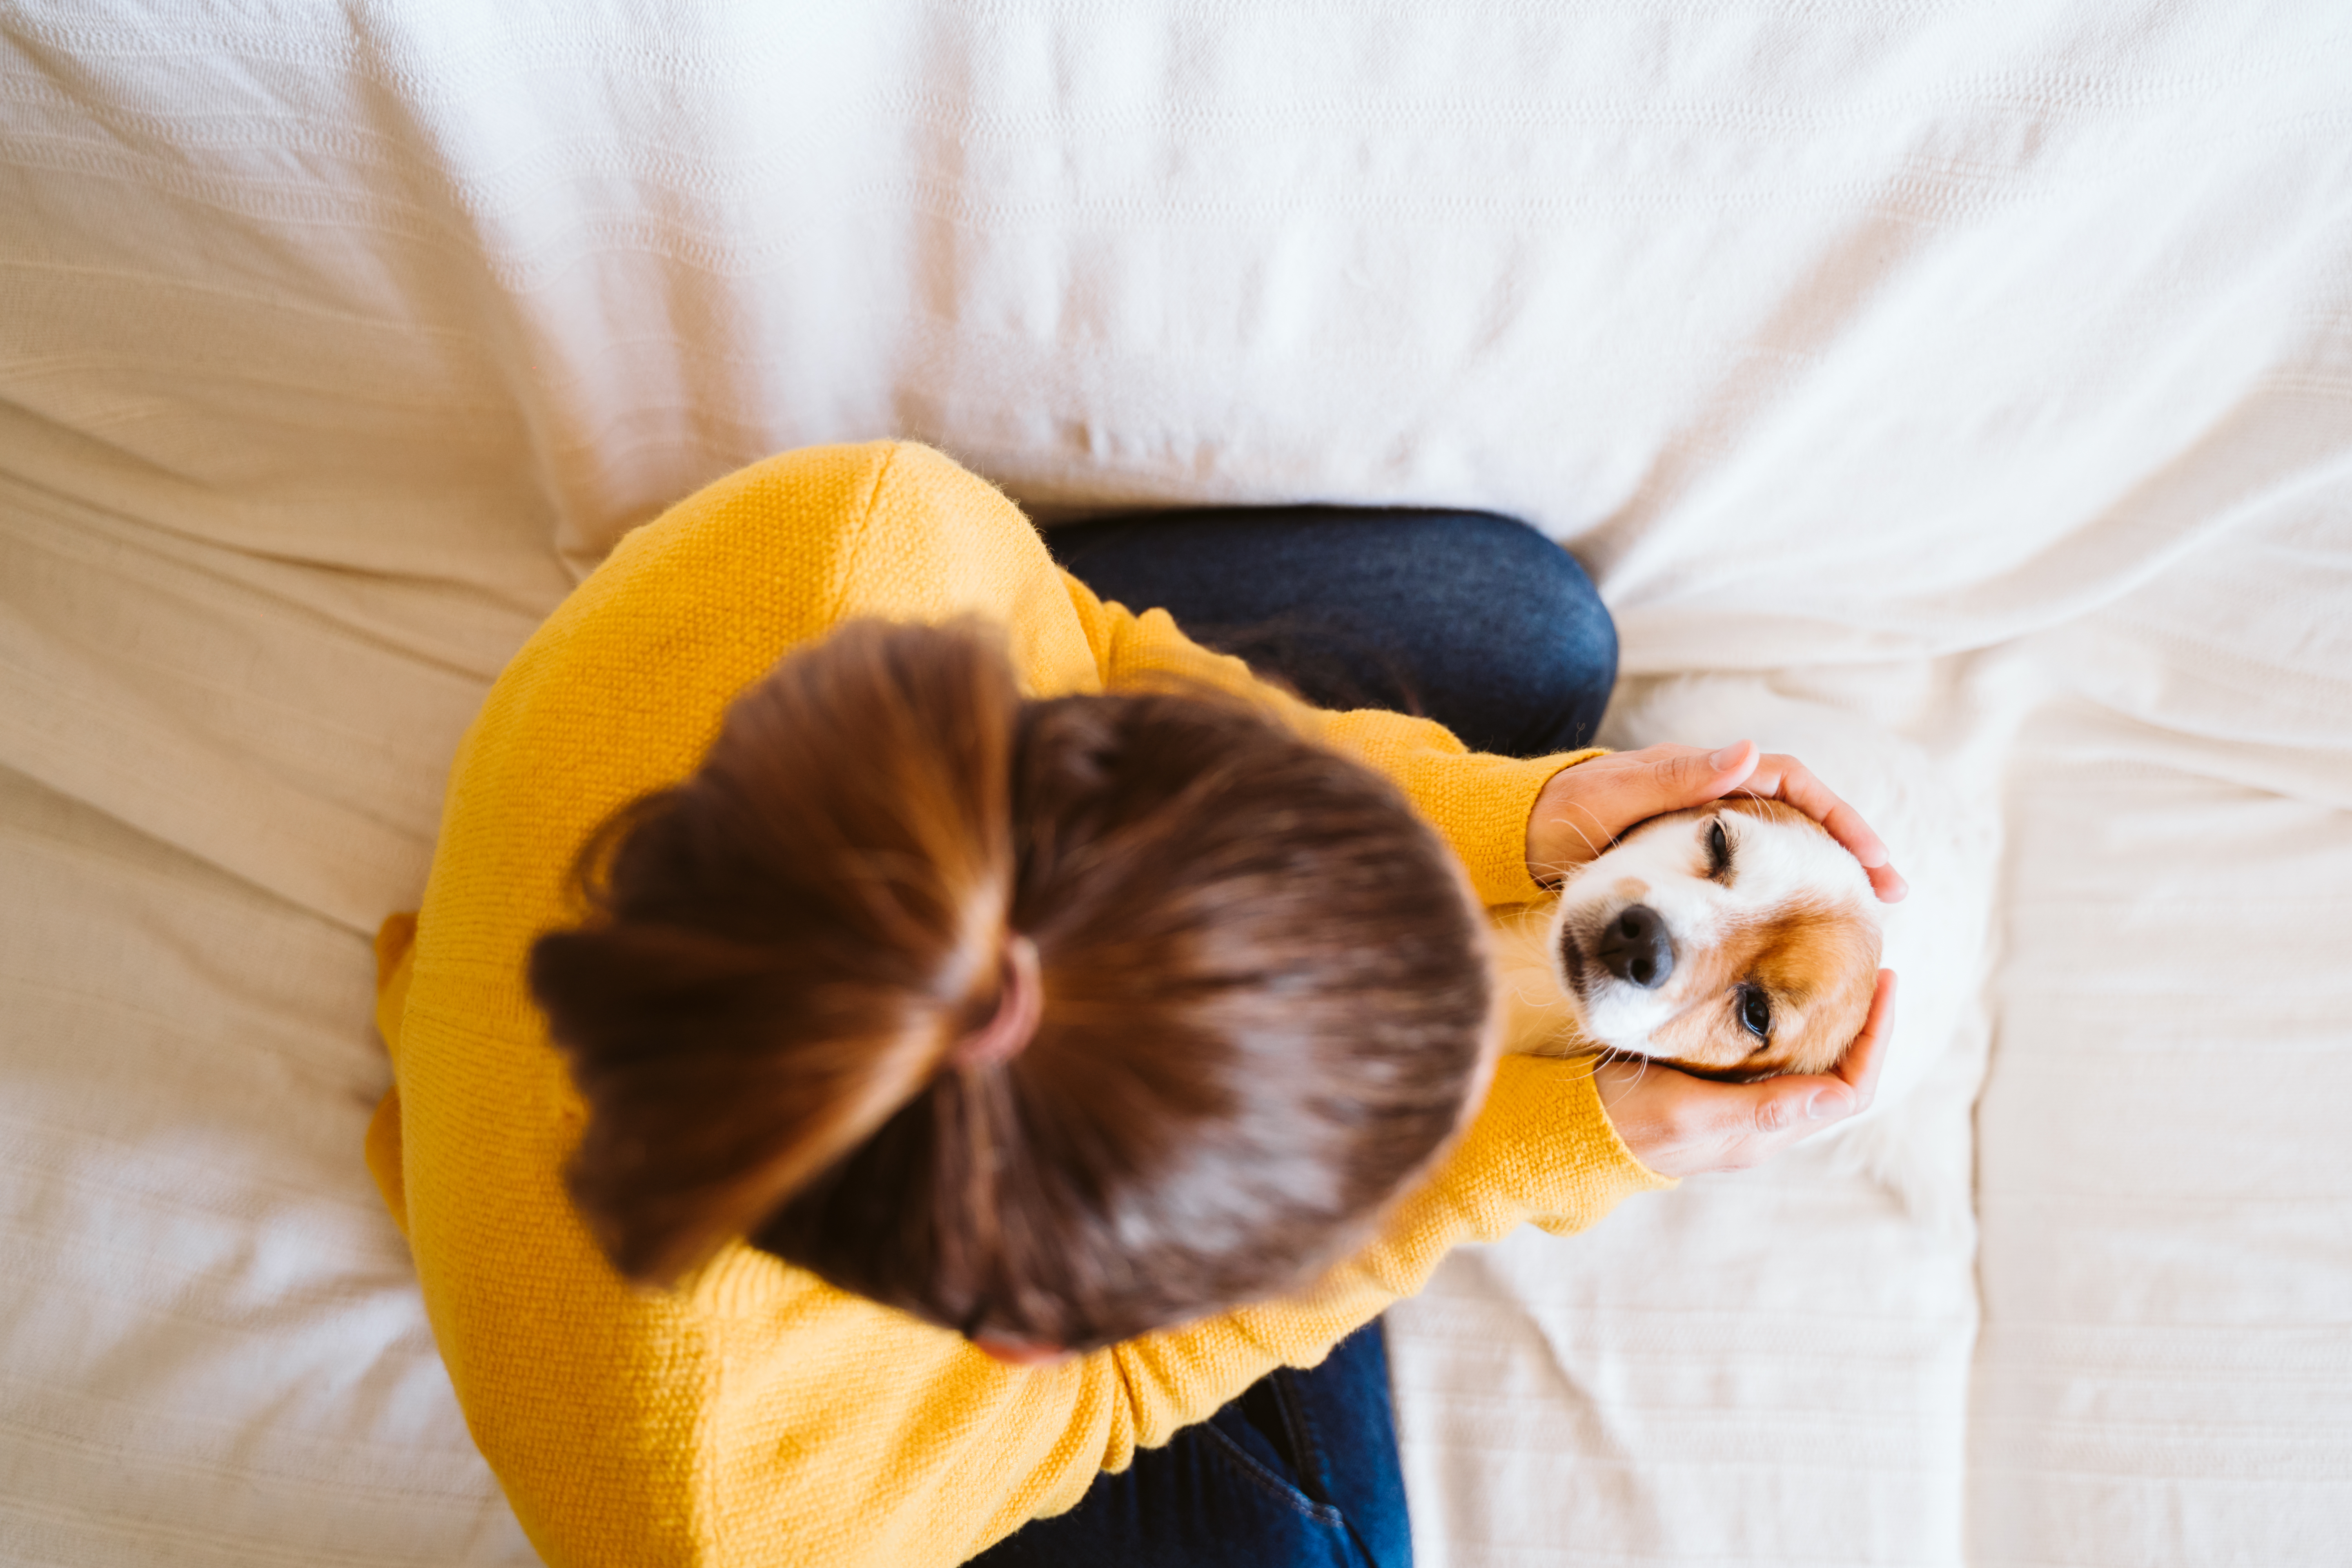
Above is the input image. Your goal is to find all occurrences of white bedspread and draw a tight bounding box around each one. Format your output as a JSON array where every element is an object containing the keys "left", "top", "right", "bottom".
[{"left": 4, "top": 4, "right": 2347, "bottom": 1564}]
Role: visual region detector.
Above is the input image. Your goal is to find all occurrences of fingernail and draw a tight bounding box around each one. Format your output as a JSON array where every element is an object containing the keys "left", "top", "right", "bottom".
[
  {"left": 1708, "top": 743, "right": 1746, "bottom": 769},
  {"left": 1807, "top": 1092, "right": 1846, "bottom": 1120}
]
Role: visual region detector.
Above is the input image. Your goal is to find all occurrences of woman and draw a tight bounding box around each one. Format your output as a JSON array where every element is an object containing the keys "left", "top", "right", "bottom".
[{"left": 367, "top": 441, "right": 1899, "bottom": 1568}]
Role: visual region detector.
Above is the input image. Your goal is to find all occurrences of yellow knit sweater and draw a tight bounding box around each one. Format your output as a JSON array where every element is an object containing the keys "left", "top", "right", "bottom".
[{"left": 367, "top": 441, "right": 1671, "bottom": 1568}]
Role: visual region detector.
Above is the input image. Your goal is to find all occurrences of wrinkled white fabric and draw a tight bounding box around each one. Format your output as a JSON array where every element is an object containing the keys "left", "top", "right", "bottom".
[{"left": 2, "top": 3, "right": 2347, "bottom": 1565}]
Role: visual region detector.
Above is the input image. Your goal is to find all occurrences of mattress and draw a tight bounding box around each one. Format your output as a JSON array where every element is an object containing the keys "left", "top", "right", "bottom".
[{"left": 3, "top": 3, "right": 2347, "bottom": 1564}]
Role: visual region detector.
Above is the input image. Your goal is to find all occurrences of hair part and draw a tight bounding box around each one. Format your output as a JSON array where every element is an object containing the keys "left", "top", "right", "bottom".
[{"left": 531, "top": 619, "right": 1493, "bottom": 1348}]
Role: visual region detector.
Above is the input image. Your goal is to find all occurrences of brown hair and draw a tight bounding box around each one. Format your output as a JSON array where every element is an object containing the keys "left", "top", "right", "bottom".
[{"left": 530, "top": 619, "right": 1492, "bottom": 1349}]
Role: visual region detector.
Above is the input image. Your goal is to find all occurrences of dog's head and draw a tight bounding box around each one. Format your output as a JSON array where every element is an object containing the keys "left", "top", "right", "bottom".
[{"left": 1548, "top": 798, "right": 1881, "bottom": 1080}]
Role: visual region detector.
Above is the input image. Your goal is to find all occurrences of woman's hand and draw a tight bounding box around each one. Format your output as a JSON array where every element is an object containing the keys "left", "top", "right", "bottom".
[
  {"left": 1595, "top": 971, "right": 1896, "bottom": 1177},
  {"left": 1526, "top": 740, "right": 1908, "bottom": 902}
]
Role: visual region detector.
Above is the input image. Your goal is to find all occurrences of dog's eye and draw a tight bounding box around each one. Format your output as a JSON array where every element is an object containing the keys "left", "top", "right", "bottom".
[
  {"left": 1737, "top": 985, "right": 1771, "bottom": 1040},
  {"left": 1706, "top": 819, "right": 1732, "bottom": 877}
]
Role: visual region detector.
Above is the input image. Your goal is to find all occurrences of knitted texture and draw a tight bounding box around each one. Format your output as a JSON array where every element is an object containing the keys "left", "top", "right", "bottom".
[{"left": 371, "top": 441, "right": 1671, "bottom": 1567}]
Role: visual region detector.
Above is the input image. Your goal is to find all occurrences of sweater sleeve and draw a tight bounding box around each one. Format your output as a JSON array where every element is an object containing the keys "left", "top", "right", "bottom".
[{"left": 1057, "top": 572, "right": 1602, "bottom": 908}]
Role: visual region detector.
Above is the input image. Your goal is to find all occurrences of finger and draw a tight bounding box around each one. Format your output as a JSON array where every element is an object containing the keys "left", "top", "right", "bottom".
[
  {"left": 1747, "top": 753, "right": 1889, "bottom": 868},
  {"left": 1744, "top": 753, "right": 1909, "bottom": 903},
  {"left": 1689, "top": 1064, "right": 1834, "bottom": 1149},
  {"left": 1671, "top": 1074, "right": 1837, "bottom": 1171},
  {"left": 1836, "top": 969, "right": 1898, "bottom": 1114},
  {"left": 1597, "top": 1055, "right": 1834, "bottom": 1176},
  {"left": 1636, "top": 739, "right": 1760, "bottom": 817}
]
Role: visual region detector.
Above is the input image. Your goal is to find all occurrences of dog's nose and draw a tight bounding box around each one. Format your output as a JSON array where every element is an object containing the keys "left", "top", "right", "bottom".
[{"left": 1595, "top": 904, "right": 1675, "bottom": 989}]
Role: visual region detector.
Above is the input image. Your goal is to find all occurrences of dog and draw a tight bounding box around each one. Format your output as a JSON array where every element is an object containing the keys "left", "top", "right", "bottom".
[{"left": 1495, "top": 797, "right": 1883, "bottom": 1081}]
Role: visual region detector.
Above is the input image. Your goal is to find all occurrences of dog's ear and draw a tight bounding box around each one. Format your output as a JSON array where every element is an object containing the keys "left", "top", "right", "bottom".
[{"left": 1768, "top": 907, "right": 1882, "bottom": 1078}]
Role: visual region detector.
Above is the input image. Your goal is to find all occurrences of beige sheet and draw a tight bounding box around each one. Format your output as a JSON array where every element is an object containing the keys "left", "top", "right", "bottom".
[{"left": 4, "top": 3, "right": 2347, "bottom": 1563}]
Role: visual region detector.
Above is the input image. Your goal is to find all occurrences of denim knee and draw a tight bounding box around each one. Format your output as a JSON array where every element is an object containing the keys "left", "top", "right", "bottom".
[
  {"left": 1051, "top": 505, "right": 1619, "bottom": 757},
  {"left": 1413, "top": 512, "right": 1617, "bottom": 756},
  {"left": 1512, "top": 534, "right": 1617, "bottom": 754}
]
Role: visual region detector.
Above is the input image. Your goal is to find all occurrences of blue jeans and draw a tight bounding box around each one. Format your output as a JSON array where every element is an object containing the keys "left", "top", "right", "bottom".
[
  {"left": 964, "top": 507, "right": 1618, "bottom": 1568},
  {"left": 967, "top": 1319, "right": 1409, "bottom": 1568},
  {"left": 1050, "top": 505, "right": 1618, "bottom": 757}
]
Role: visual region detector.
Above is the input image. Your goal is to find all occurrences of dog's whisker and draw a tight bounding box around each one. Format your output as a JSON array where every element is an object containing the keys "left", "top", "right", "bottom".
[
  {"left": 1533, "top": 800, "right": 1610, "bottom": 864},
  {"left": 1558, "top": 802, "right": 1608, "bottom": 852}
]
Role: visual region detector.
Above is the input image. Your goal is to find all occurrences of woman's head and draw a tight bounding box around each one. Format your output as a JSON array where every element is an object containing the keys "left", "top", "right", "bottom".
[{"left": 530, "top": 619, "right": 1494, "bottom": 1351}]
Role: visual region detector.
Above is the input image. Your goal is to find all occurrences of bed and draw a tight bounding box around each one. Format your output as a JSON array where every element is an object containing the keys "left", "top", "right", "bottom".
[{"left": 4, "top": 3, "right": 2347, "bottom": 1564}]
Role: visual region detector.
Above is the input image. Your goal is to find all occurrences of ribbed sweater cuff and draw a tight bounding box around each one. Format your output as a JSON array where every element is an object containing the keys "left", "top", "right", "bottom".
[{"left": 1448, "top": 747, "right": 1609, "bottom": 907}]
